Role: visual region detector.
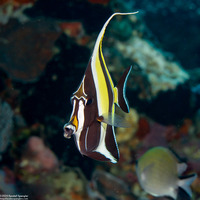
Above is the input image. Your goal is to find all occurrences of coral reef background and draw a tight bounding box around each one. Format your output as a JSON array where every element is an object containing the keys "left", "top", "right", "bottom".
[{"left": 0, "top": 0, "right": 200, "bottom": 199}]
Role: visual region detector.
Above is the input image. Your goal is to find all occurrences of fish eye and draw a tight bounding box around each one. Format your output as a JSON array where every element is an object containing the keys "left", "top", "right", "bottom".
[{"left": 86, "top": 98, "right": 93, "bottom": 106}]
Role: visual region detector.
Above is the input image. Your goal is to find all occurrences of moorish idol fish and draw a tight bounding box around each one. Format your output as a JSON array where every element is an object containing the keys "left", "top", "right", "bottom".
[
  {"left": 63, "top": 12, "right": 138, "bottom": 163},
  {"left": 136, "top": 146, "right": 197, "bottom": 200}
]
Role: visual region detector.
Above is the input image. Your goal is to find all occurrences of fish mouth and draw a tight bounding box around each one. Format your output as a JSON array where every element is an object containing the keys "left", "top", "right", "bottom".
[{"left": 63, "top": 124, "right": 76, "bottom": 139}]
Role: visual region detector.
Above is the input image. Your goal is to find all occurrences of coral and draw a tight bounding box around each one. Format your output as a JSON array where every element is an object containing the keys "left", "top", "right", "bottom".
[
  {"left": 0, "top": 19, "right": 61, "bottom": 81},
  {"left": 116, "top": 108, "right": 139, "bottom": 143},
  {"left": 171, "top": 137, "right": 200, "bottom": 174},
  {"left": 59, "top": 21, "right": 89, "bottom": 45},
  {"left": 141, "top": 122, "right": 175, "bottom": 150},
  {"left": 18, "top": 136, "right": 59, "bottom": 175},
  {"left": 49, "top": 168, "right": 87, "bottom": 199},
  {"left": 16, "top": 166, "right": 89, "bottom": 200},
  {"left": 89, "top": 170, "right": 135, "bottom": 200},
  {"left": 60, "top": 22, "right": 84, "bottom": 38},
  {"left": 115, "top": 36, "right": 189, "bottom": 98},
  {"left": 0, "top": 0, "right": 36, "bottom": 24},
  {"left": 135, "top": 117, "right": 150, "bottom": 140}
]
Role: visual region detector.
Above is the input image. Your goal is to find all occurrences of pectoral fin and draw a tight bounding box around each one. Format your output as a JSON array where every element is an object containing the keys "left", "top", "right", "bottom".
[
  {"left": 97, "top": 113, "right": 130, "bottom": 128},
  {"left": 115, "top": 66, "right": 132, "bottom": 113}
]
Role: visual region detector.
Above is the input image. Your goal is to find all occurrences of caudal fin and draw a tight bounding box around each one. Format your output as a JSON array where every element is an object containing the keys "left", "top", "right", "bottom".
[
  {"left": 116, "top": 66, "right": 132, "bottom": 113},
  {"left": 177, "top": 187, "right": 191, "bottom": 200},
  {"left": 178, "top": 173, "right": 197, "bottom": 198}
]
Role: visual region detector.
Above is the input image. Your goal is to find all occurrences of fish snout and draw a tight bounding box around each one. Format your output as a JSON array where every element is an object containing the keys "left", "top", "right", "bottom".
[
  {"left": 63, "top": 115, "right": 78, "bottom": 138},
  {"left": 63, "top": 124, "right": 76, "bottom": 139}
]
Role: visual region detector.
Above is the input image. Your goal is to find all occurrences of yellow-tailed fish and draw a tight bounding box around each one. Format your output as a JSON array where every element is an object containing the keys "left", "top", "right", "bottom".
[
  {"left": 63, "top": 12, "right": 138, "bottom": 163},
  {"left": 136, "top": 146, "right": 197, "bottom": 199}
]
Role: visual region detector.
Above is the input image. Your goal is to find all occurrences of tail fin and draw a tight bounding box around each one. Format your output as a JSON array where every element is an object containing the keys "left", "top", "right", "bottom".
[
  {"left": 178, "top": 173, "right": 197, "bottom": 198},
  {"left": 177, "top": 187, "right": 191, "bottom": 200},
  {"left": 115, "top": 66, "right": 132, "bottom": 113}
]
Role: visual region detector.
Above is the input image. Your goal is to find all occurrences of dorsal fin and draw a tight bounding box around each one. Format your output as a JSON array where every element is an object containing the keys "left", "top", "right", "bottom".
[
  {"left": 115, "top": 66, "right": 132, "bottom": 113},
  {"left": 92, "top": 12, "right": 139, "bottom": 59},
  {"left": 177, "top": 162, "right": 187, "bottom": 176},
  {"left": 91, "top": 12, "right": 139, "bottom": 89}
]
